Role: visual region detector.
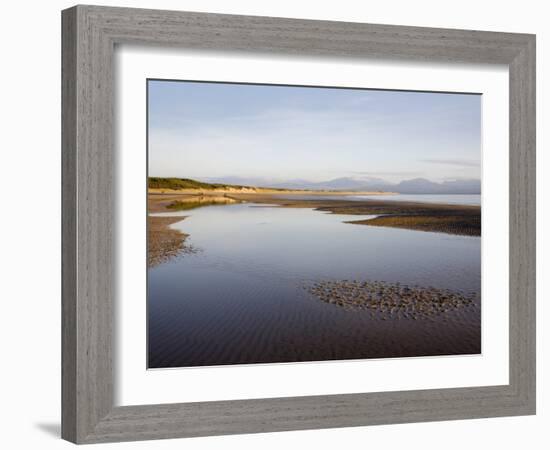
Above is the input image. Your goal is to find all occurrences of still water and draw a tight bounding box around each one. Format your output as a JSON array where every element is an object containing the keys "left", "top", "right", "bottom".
[
  {"left": 148, "top": 203, "right": 481, "bottom": 368},
  {"left": 274, "top": 194, "right": 481, "bottom": 206}
]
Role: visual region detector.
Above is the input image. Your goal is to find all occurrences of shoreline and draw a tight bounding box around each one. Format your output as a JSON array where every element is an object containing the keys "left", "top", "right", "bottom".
[
  {"left": 147, "top": 191, "right": 481, "bottom": 252},
  {"left": 228, "top": 193, "right": 481, "bottom": 237},
  {"left": 346, "top": 215, "right": 480, "bottom": 237},
  {"left": 147, "top": 216, "right": 192, "bottom": 267}
]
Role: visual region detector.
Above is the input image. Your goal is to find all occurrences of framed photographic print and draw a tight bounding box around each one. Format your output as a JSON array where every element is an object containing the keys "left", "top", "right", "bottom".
[
  {"left": 146, "top": 80, "right": 484, "bottom": 368},
  {"left": 62, "top": 5, "right": 536, "bottom": 444}
]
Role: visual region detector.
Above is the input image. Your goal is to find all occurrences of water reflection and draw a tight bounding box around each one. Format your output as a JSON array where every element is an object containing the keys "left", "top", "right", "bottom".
[{"left": 148, "top": 203, "right": 481, "bottom": 368}]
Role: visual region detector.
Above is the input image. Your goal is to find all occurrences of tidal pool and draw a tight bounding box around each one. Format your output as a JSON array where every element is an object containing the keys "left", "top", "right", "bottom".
[{"left": 148, "top": 202, "right": 481, "bottom": 368}]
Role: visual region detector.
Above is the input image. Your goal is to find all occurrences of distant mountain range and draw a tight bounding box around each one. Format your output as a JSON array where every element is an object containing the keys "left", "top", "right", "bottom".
[{"left": 200, "top": 176, "right": 481, "bottom": 194}]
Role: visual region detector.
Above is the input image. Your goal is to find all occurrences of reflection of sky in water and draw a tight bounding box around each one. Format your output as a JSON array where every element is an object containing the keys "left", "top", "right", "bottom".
[
  {"left": 148, "top": 203, "right": 481, "bottom": 368},
  {"left": 157, "top": 203, "right": 480, "bottom": 290}
]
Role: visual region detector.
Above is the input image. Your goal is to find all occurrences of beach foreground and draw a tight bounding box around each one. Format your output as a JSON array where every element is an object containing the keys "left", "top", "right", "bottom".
[
  {"left": 147, "top": 191, "right": 480, "bottom": 268},
  {"left": 230, "top": 193, "right": 481, "bottom": 236},
  {"left": 147, "top": 191, "right": 481, "bottom": 367},
  {"left": 147, "top": 216, "right": 193, "bottom": 267},
  {"left": 148, "top": 191, "right": 481, "bottom": 244}
]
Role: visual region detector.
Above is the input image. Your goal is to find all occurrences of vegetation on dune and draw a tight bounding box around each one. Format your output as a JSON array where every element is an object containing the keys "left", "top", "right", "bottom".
[
  {"left": 148, "top": 177, "right": 311, "bottom": 192},
  {"left": 148, "top": 177, "right": 250, "bottom": 190}
]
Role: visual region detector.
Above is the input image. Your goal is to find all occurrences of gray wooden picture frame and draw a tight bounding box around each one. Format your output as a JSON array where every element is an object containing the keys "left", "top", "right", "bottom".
[{"left": 61, "top": 4, "right": 536, "bottom": 444}]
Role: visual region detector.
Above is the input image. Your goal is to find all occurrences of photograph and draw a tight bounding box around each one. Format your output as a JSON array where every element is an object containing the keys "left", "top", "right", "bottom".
[
  {"left": 1, "top": 0, "right": 541, "bottom": 446},
  {"left": 147, "top": 79, "right": 482, "bottom": 369}
]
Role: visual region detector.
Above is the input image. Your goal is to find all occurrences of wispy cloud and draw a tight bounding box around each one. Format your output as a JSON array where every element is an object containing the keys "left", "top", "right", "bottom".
[
  {"left": 350, "top": 170, "right": 422, "bottom": 177},
  {"left": 148, "top": 81, "right": 481, "bottom": 181},
  {"left": 421, "top": 158, "right": 480, "bottom": 168}
]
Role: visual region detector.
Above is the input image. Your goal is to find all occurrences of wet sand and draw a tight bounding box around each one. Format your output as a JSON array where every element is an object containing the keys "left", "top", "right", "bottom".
[
  {"left": 148, "top": 191, "right": 481, "bottom": 237},
  {"left": 307, "top": 279, "right": 478, "bottom": 320},
  {"left": 147, "top": 194, "right": 241, "bottom": 266},
  {"left": 347, "top": 214, "right": 480, "bottom": 236},
  {"left": 147, "top": 216, "right": 194, "bottom": 267},
  {"left": 150, "top": 275, "right": 481, "bottom": 367},
  {"left": 147, "top": 191, "right": 480, "bottom": 269},
  {"left": 147, "top": 193, "right": 481, "bottom": 366},
  {"left": 230, "top": 193, "right": 481, "bottom": 236}
]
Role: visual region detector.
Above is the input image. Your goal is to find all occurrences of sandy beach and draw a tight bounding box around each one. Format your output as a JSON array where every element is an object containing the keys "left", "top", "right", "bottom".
[
  {"left": 230, "top": 193, "right": 480, "bottom": 235},
  {"left": 147, "top": 216, "right": 191, "bottom": 267},
  {"left": 147, "top": 190, "right": 480, "bottom": 267},
  {"left": 149, "top": 191, "right": 481, "bottom": 234},
  {"left": 147, "top": 202, "right": 481, "bottom": 366}
]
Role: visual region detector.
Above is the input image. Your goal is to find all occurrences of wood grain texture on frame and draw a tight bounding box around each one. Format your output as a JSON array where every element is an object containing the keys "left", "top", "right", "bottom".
[{"left": 61, "top": 5, "right": 536, "bottom": 444}]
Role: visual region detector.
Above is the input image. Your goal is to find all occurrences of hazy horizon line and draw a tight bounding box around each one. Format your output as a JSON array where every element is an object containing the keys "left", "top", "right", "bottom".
[{"left": 147, "top": 174, "right": 481, "bottom": 184}]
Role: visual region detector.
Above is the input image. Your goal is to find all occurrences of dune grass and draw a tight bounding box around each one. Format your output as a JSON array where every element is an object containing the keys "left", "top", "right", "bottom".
[{"left": 148, "top": 177, "right": 246, "bottom": 190}]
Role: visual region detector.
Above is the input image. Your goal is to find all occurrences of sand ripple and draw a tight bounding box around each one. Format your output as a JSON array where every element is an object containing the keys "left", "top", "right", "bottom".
[{"left": 307, "top": 279, "right": 478, "bottom": 321}]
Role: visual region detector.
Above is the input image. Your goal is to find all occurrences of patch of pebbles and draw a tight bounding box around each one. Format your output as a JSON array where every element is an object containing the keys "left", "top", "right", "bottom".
[{"left": 306, "top": 280, "right": 478, "bottom": 321}]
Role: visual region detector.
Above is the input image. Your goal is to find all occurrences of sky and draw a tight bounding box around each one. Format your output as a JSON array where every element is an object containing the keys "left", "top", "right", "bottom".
[{"left": 148, "top": 80, "right": 481, "bottom": 184}]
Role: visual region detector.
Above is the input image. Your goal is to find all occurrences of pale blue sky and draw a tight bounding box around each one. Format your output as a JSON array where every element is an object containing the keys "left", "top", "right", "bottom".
[{"left": 148, "top": 80, "right": 481, "bottom": 183}]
